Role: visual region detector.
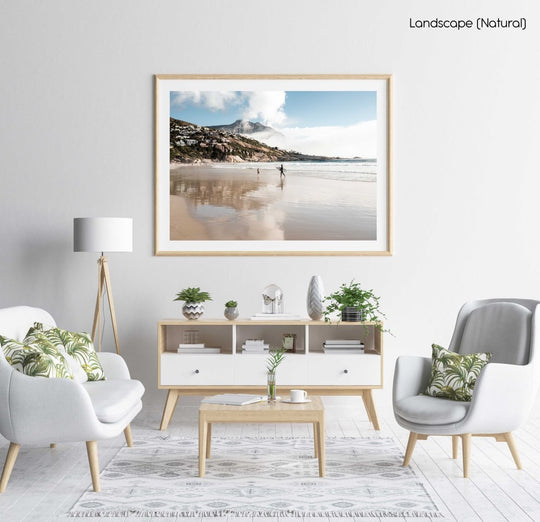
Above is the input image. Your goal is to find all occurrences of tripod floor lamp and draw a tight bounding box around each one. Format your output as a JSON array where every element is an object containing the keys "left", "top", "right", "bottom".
[{"left": 73, "top": 217, "right": 133, "bottom": 354}]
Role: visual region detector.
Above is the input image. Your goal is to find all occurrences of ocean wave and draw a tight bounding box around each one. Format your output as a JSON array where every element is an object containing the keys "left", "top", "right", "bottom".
[{"left": 212, "top": 161, "right": 377, "bottom": 181}]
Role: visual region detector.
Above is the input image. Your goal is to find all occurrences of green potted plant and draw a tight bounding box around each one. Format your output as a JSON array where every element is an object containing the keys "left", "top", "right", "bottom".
[
  {"left": 224, "top": 300, "right": 239, "bottom": 321},
  {"left": 266, "top": 348, "right": 286, "bottom": 401},
  {"left": 174, "top": 287, "right": 212, "bottom": 320},
  {"left": 323, "top": 280, "right": 386, "bottom": 328}
]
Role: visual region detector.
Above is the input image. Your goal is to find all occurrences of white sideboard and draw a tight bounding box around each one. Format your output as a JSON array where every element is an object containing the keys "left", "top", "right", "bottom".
[{"left": 158, "top": 319, "right": 383, "bottom": 430}]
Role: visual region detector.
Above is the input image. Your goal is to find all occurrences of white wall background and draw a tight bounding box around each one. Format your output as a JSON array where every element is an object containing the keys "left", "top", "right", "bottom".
[{"left": 1, "top": 0, "right": 539, "bottom": 411}]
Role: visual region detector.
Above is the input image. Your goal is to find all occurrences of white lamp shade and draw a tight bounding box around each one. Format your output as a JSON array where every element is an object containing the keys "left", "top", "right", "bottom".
[{"left": 74, "top": 217, "right": 133, "bottom": 253}]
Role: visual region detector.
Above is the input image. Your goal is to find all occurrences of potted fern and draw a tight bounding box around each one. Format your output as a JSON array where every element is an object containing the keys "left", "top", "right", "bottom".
[
  {"left": 174, "top": 287, "right": 212, "bottom": 320},
  {"left": 323, "top": 280, "right": 386, "bottom": 328}
]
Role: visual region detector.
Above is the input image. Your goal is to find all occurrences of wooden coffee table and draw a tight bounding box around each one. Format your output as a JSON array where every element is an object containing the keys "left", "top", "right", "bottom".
[{"left": 198, "top": 396, "right": 325, "bottom": 477}]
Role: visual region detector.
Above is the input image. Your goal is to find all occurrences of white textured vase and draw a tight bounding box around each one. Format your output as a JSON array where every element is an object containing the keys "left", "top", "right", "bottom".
[{"left": 307, "top": 275, "right": 325, "bottom": 321}]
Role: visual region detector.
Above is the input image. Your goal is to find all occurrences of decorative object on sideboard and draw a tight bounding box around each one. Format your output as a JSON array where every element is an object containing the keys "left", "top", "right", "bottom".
[
  {"left": 266, "top": 348, "right": 286, "bottom": 401},
  {"left": 306, "top": 275, "right": 325, "bottom": 320},
  {"left": 262, "top": 284, "right": 283, "bottom": 314},
  {"left": 282, "top": 333, "right": 297, "bottom": 353},
  {"left": 73, "top": 217, "right": 133, "bottom": 354},
  {"left": 323, "top": 280, "right": 387, "bottom": 330},
  {"left": 224, "top": 300, "right": 239, "bottom": 320},
  {"left": 183, "top": 329, "right": 199, "bottom": 345},
  {"left": 174, "top": 287, "right": 212, "bottom": 320}
]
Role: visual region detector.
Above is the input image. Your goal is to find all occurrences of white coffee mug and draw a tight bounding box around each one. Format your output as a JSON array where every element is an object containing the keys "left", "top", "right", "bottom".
[{"left": 290, "top": 389, "right": 308, "bottom": 402}]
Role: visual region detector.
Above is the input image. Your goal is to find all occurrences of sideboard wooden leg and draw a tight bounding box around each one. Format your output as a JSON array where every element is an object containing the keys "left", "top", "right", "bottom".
[
  {"left": 160, "top": 389, "right": 180, "bottom": 430},
  {"left": 361, "top": 389, "right": 380, "bottom": 430}
]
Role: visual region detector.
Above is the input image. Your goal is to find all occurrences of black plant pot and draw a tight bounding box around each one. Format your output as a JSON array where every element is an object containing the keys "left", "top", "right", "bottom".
[{"left": 341, "top": 306, "right": 362, "bottom": 322}]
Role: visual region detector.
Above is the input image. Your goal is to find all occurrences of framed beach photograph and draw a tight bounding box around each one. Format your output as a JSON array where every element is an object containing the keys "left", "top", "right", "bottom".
[{"left": 155, "top": 74, "right": 392, "bottom": 256}]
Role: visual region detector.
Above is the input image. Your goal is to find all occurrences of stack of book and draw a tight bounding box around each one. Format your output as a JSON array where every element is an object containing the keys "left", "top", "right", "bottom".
[
  {"left": 322, "top": 339, "right": 365, "bottom": 354},
  {"left": 177, "top": 343, "right": 221, "bottom": 354},
  {"left": 242, "top": 339, "right": 270, "bottom": 353}
]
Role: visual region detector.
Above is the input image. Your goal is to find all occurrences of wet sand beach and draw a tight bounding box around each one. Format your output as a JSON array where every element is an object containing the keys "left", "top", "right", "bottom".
[{"left": 169, "top": 162, "right": 377, "bottom": 241}]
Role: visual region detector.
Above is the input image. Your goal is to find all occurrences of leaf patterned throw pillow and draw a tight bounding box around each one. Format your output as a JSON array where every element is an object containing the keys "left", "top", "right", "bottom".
[
  {"left": 0, "top": 334, "right": 73, "bottom": 379},
  {"left": 27, "top": 323, "right": 105, "bottom": 381},
  {"left": 423, "top": 344, "right": 492, "bottom": 402}
]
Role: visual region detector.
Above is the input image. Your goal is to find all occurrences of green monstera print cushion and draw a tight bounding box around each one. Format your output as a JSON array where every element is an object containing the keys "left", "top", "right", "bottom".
[
  {"left": 0, "top": 334, "right": 73, "bottom": 379},
  {"left": 423, "top": 344, "right": 492, "bottom": 402},
  {"left": 27, "top": 323, "right": 105, "bottom": 381}
]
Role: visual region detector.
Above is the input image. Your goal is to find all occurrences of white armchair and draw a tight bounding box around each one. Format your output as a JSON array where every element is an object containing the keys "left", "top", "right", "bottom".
[
  {"left": 393, "top": 299, "right": 540, "bottom": 477},
  {"left": 0, "top": 306, "right": 145, "bottom": 492}
]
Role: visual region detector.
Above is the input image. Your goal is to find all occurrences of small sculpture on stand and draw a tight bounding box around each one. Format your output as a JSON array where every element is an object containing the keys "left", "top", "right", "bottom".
[{"left": 262, "top": 284, "right": 283, "bottom": 314}]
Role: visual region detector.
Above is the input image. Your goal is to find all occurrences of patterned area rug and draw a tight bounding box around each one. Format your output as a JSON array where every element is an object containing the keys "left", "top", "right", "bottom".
[{"left": 68, "top": 435, "right": 442, "bottom": 517}]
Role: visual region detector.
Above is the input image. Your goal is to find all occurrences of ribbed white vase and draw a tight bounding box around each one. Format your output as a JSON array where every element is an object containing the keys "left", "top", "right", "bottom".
[{"left": 306, "top": 275, "right": 325, "bottom": 321}]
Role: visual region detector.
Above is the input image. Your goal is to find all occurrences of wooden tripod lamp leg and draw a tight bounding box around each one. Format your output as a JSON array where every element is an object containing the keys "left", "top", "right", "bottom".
[
  {"left": 91, "top": 255, "right": 122, "bottom": 355},
  {"left": 91, "top": 256, "right": 105, "bottom": 351},
  {"left": 102, "top": 257, "right": 121, "bottom": 355}
]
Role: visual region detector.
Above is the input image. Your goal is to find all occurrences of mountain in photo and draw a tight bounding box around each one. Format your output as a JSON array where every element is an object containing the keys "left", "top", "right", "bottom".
[
  {"left": 208, "top": 119, "right": 284, "bottom": 145},
  {"left": 170, "top": 118, "right": 333, "bottom": 164}
]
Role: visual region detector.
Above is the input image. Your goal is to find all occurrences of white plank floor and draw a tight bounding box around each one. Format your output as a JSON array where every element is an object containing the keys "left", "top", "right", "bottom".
[{"left": 1, "top": 391, "right": 539, "bottom": 522}]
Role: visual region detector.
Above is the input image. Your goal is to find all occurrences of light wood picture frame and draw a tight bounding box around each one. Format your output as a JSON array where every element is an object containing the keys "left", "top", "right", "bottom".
[{"left": 155, "top": 74, "right": 392, "bottom": 256}]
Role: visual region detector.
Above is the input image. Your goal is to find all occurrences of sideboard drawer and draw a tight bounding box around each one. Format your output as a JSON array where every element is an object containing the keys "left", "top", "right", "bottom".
[
  {"left": 233, "top": 354, "right": 308, "bottom": 385},
  {"left": 160, "top": 353, "right": 234, "bottom": 385},
  {"left": 307, "top": 354, "right": 381, "bottom": 385}
]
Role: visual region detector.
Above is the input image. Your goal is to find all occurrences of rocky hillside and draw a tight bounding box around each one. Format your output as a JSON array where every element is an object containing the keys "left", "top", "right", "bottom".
[{"left": 169, "top": 118, "right": 331, "bottom": 164}]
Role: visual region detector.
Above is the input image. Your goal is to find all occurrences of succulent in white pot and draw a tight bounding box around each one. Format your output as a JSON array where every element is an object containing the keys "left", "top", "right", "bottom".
[{"left": 174, "top": 287, "right": 212, "bottom": 320}]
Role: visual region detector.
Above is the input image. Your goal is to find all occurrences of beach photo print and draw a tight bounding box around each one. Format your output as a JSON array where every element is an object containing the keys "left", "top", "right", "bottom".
[{"left": 154, "top": 75, "right": 392, "bottom": 255}]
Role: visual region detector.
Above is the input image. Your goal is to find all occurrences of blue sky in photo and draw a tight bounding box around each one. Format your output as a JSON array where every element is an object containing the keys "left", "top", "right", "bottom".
[{"left": 170, "top": 91, "right": 376, "bottom": 128}]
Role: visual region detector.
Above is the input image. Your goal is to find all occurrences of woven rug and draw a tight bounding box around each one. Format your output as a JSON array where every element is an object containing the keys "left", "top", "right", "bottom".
[{"left": 68, "top": 435, "right": 442, "bottom": 518}]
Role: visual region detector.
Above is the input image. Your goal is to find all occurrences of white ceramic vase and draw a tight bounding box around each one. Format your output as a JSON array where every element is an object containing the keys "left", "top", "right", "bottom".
[
  {"left": 307, "top": 275, "right": 325, "bottom": 321},
  {"left": 182, "top": 302, "right": 205, "bottom": 320}
]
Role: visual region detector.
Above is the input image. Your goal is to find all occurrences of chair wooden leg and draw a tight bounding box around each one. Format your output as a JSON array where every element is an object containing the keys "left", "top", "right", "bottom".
[
  {"left": 86, "top": 441, "right": 101, "bottom": 492},
  {"left": 124, "top": 424, "right": 133, "bottom": 447},
  {"left": 503, "top": 432, "right": 522, "bottom": 470},
  {"left": 452, "top": 435, "right": 459, "bottom": 459},
  {"left": 0, "top": 443, "right": 21, "bottom": 493},
  {"left": 461, "top": 433, "right": 471, "bottom": 478},
  {"left": 403, "top": 432, "right": 418, "bottom": 466}
]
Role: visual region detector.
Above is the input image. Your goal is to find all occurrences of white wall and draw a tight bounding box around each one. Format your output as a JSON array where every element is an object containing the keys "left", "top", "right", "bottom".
[{"left": 1, "top": 1, "right": 539, "bottom": 411}]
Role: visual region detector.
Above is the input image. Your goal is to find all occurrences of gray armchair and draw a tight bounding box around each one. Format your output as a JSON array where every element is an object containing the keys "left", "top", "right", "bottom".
[{"left": 393, "top": 299, "right": 540, "bottom": 477}]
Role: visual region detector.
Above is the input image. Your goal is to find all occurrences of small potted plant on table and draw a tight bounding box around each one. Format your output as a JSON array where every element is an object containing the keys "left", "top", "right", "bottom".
[
  {"left": 174, "top": 287, "right": 212, "bottom": 320},
  {"left": 224, "top": 300, "right": 239, "bottom": 320}
]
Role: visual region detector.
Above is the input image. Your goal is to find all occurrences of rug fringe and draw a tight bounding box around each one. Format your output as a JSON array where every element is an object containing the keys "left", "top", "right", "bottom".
[
  {"left": 67, "top": 509, "right": 443, "bottom": 518},
  {"left": 167, "top": 435, "right": 389, "bottom": 440}
]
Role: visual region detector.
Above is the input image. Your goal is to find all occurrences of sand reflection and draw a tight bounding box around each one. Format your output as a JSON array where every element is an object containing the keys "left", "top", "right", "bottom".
[{"left": 169, "top": 164, "right": 376, "bottom": 241}]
